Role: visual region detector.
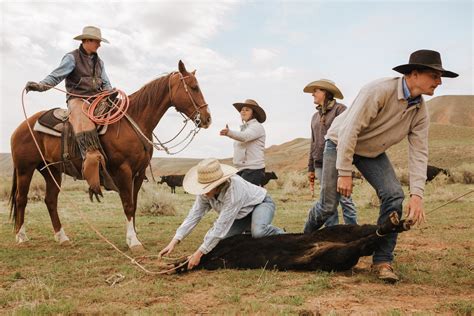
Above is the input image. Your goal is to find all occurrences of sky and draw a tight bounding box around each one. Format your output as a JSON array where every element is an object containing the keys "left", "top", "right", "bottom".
[{"left": 1, "top": 0, "right": 472, "bottom": 159}]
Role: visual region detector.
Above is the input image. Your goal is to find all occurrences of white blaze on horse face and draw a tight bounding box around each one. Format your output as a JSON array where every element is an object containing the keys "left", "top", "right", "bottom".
[
  {"left": 15, "top": 224, "right": 29, "bottom": 243},
  {"left": 54, "top": 227, "right": 70, "bottom": 244},
  {"left": 126, "top": 218, "right": 142, "bottom": 248}
]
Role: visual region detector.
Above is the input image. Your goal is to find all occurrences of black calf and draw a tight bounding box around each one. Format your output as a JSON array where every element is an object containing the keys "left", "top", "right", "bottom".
[
  {"left": 426, "top": 165, "right": 450, "bottom": 182},
  {"left": 174, "top": 212, "right": 410, "bottom": 273},
  {"left": 159, "top": 175, "right": 185, "bottom": 194}
]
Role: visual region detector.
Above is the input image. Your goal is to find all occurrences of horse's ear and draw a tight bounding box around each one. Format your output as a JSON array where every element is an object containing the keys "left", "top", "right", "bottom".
[
  {"left": 192, "top": 70, "right": 196, "bottom": 75},
  {"left": 178, "top": 60, "right": 188, "bottom": 74}
]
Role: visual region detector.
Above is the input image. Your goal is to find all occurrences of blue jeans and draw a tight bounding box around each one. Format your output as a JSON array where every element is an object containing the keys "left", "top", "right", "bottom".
[
  {"left": 304, "top": 140, "right": 404, "bottom": 264},
  {"left": 225, "top": 195, "right": 285, "bottom": 238},
  {"left": 315, "top": 167, "right": 357, "bottom": 226}
]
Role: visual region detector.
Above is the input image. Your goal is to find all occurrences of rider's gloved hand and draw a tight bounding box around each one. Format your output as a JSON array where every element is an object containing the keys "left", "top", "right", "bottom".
[{"left": 25, "top": 81, "right": 48, "bottom": 93}]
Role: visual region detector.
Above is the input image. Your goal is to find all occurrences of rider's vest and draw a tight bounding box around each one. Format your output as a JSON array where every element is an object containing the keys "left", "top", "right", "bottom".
[{"left": 65, "top": 45, "right": 104, "bottom": 100}]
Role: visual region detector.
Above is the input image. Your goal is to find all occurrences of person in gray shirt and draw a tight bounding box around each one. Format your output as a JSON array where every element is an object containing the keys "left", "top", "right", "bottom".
[{"left": 159, "top": 158, "right": 284, "bottom": 270}]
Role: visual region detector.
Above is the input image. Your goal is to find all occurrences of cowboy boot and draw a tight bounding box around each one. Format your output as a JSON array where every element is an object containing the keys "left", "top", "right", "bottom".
[
  {"left": 75, "top": 129, "right": 105, "bottom": 201},
  {"left": 83, "top": 149, "right": 104, "bottom": 200}
]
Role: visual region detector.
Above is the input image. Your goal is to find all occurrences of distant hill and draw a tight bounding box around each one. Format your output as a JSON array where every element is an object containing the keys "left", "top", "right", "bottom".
[{"left": 428, "top": 95, "right": 474, "bottom": 127}]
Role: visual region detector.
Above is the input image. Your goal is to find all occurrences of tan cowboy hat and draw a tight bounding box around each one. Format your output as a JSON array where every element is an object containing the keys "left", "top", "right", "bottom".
[
  {"left": 392, "top": 49, "right": 458, "bottom": 78},
  {"left": 73, "top": 26, "right": 109, "bottom": 44},
  {"left": 183, "top": 158, "right": 238, "bottom": 195},
  {"left": 233, "top": 99, "right": 267, "bottom": 123},
  {"left": 303, "top": 79, "right": 344, "bottom": 99}
]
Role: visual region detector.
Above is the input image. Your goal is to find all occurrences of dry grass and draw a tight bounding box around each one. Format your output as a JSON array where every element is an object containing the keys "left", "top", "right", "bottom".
[
  {"left": 281, "top": 171, "right": 309, "bottom": 195},
  {"left": 137, "top": 183, "right": 177, "bottom": 216}
]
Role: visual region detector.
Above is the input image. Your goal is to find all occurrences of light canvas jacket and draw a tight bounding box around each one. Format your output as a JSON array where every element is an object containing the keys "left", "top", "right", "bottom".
[
  {"left": 227, "top": 119, "right": 266, "bottom": 170},
  {"left": 325, "top": 77, "right": 429, "bottom": 197}
]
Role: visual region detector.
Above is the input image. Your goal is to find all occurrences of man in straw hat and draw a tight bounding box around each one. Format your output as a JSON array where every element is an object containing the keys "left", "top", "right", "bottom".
[
  {"left": 220, "top": 99, "right": 267, "bottom": 186},
  {"left": 25, "top": 26, "right": 114, "bottom": 197},
  {"left": 159, "top": 158, "right": 284, "bottom": 269},
  {"left": 303, "top": 49, "right": 458, "bottom": 283},
  {"left": 303, "top": 79, "right": 357, "bottom": 226}
]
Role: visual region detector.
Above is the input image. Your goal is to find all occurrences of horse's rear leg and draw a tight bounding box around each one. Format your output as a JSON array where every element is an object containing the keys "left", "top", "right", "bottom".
[
  {"left": 13, "top": 167, "right": 35, "bottom": 243},
  {"left": 40, "top": 167, "right": 70, "bottom": 245}
]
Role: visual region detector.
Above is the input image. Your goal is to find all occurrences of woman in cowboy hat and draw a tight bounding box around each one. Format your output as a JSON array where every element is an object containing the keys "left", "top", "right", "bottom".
[
  {"left": 159, "top": 158, "right": 284, "bottom": 269},
  {"left": 219, "top": 99, "right": 267, "bottom": 186},
  {"left": 303, "top": 79, "right": 357, "bottom": 227},
  {"left": 24, "top": 25, "right": 115, "bottom": 198},
  {"left": 304, "top": 49, "right": 458, "bottom": 283}
]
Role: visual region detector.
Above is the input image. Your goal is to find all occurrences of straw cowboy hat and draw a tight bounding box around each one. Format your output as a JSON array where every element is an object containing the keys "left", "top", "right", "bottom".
[
  {"left": 393, "top": 49, "right": 458, "bottom": 78},
  {"left": 303, "top": 79, "right": 344, "bottom": 100},
  {"left": 183, "top": 158, "right": 238, "bottom": 195},
  {"left": 73, "top": 26, "right": 109, "bottom": 43},
  {"left": 233, "top": 99, "right": 267, "bottom": 123}
]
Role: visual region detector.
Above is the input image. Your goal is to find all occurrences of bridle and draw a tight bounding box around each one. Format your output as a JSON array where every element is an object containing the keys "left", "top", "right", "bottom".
[
  {"left": 168, "top": 71, "right": 208, "bottom": 128},
  {"left": 125, "top": 71, "right": 210, "bottom": 155}
]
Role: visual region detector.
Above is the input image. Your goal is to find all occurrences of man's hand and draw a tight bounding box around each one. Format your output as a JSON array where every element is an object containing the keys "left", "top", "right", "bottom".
[
  {"left": 308, "top": 171, "right": 315, "bottom": 183},
  {"left": 337, "top": 176, "right": 353, "bottom": 197},
  {"left": 25, "top": 81, "right": 47, "bottom": 93},
  {"left": 187, "top": 249, "right": 203, "bottom": 270},
  {"left": 219, "top": 124, "right": 229, "bottom": 136},
  {"left": 405, "top": 195, "right": 425, "bottom": 225},
  {"left": 159, "top": 239, "right": 179, "bottom": 257}
]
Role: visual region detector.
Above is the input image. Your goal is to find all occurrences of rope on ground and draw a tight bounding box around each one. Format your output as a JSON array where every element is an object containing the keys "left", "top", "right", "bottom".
[{"left": 426, "top": 189, "right": 474, "bottom": 215}]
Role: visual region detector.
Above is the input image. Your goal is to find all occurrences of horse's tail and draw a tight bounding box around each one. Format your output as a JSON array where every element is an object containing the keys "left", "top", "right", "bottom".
[{"left": 9, "top": 168, "right": 17, "bottom": 227}]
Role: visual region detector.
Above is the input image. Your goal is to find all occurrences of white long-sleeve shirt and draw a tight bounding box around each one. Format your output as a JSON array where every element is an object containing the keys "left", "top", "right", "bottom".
[
  {"left": 226, "top": 119, "right": 266, "bottom": 170},
  {"left": 173, "top": 175, "right": 267, "bottom": 254}
]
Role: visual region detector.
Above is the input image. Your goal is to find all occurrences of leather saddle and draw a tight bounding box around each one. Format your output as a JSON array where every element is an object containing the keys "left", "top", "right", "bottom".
[
  {"left": 34, "top": 108, "right": 108, "bottom": 137},
  {"left": 33, "top": 108, "right": 118, "bottom": 192}
]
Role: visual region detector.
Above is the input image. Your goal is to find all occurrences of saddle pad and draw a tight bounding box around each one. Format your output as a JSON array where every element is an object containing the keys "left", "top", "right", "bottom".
[{"left": 34, "top": 108, "right": 108, "bottom": 137}]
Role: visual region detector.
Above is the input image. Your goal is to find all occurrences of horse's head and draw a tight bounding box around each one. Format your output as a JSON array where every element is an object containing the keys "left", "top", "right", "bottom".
[{"left": 169, "top": 60, "right": 211, "bottom": 128}]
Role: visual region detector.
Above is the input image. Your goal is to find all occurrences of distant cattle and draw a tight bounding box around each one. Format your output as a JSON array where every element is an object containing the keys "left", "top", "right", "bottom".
[
  {"left": 159, "top": 175, "right": 185, "bottom": 193},
  {"left": 262, "top": 171, "right": 278, "bottom": 187},
  {"left": 172, "top": 212, "right": 411, "bottom": 273},
  {"left": 427, "top": 165, "right": 451, "bottom": 182}
]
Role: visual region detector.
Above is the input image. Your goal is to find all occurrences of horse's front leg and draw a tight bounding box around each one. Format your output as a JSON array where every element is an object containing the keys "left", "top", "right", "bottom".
[{"left": 116, "top": 165, "right": 144, "bottom": 252}]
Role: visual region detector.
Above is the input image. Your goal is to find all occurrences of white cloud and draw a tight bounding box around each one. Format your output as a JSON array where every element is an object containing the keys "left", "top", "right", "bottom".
[{"left": 251, "top": 48, "right": 278, "bottom": 64}]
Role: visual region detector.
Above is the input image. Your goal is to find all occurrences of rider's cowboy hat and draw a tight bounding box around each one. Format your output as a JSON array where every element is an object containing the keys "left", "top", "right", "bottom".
[
  {"left": 303, "top": 79, "right": 344, "bottom": 100},
  {"left": 392, "top": 49, "right": 458, "bottom": 78},
  {"left": 233, "top": 99, "right": 267, "bottom": 123},
  {"left": 73, "top": 26, "right": 109, "bottom": 44},
  {"left": 183, "top": 158, "right": 238, "bottom": 195}
]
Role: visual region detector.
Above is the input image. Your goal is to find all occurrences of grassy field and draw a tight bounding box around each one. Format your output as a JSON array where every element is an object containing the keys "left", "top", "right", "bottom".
[{"left": 1, "top": 175, "right": 473, "bottom": 315}]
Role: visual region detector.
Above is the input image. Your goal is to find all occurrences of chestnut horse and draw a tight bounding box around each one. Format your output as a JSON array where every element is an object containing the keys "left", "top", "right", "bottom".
[{"left": 9, "top": 61, "right": 211, "bottom": 251}]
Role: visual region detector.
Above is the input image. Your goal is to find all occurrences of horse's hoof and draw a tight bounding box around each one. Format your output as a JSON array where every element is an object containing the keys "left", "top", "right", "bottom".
[{"left": 130, "top": 245, "right": 145, "bottom": 253}]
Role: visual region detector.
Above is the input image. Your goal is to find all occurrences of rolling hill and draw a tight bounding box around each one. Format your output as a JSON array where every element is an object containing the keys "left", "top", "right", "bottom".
[{"left": 427, "top": 95, "right": 474, "bottom": 127}]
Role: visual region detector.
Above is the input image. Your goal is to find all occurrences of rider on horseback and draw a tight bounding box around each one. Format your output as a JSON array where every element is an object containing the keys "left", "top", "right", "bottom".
[{"left": 25, "top": 26, "right": 114, "bottom": 197}]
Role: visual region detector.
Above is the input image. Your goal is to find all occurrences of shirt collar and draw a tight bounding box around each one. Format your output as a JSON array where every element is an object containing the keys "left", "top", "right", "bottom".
[
  {"left": 402, "top": 77, "right": 422, "bottom": 108},
  {"left": 241, "top": 118, "right": 257, "bottom": 129}
]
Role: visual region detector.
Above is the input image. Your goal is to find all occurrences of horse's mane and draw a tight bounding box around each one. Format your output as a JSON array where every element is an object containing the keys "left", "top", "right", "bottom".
[{"left": 128, "top": 73, "right": 171, "bottom": 116}]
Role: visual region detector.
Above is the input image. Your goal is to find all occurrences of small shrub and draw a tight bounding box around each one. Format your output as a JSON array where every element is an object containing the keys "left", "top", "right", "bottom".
[
  {"left": 447, "top": 163, "right": 474, "bottom": 184},
  {"left": 137, "top": 186, "right": 177, "bottom": 216},
  {"left": 281, "top": 171, "right": 308, "bottom": 195}
]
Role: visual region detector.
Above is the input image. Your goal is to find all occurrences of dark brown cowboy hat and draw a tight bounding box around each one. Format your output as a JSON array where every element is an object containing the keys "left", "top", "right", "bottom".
[
  {"left": 233, "top": 99, "right": 266, "bottom": 123},
  {"left": 393, "top": 49, "right": 458, "bottom": 78}
]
